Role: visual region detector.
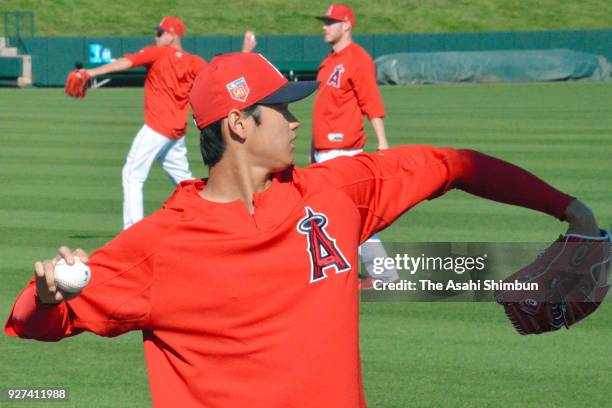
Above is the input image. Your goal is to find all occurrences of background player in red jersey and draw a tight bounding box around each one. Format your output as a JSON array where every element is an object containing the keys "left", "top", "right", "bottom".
[
  {"left": 312, "top": 4, "right": 396, "bottom": 288},
  {"left": 80, "top": 16, "right": 256, "bottom": 229},
  {"left": 6, "top": 53, "right": 607, "bottom": 407}
]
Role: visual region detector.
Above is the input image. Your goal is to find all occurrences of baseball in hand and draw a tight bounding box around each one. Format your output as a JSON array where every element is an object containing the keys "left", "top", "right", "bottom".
[{"left": 54, "top": 257, "right": 91, "bottom": 293}]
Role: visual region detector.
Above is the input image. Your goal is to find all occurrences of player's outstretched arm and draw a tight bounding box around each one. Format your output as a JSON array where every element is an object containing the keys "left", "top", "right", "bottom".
[
  {"left": 446, "top": 149, "right": 606, "bottom": 231},
  {"left": 66, "top": 58, "right": 134, "bottom": 98},
  {"left": 304, "top": 146, "right": 606, "bottom": 242},
  {"left": 86, "top": 57, "right": 134, "bottom": 78}
]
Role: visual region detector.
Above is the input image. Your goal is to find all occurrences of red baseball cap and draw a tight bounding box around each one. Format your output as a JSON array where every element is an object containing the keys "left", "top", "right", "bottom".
[
  {"left": 155, "top": 16, "right": 185, "bottom": 37},
  {"left": 316, "top": 4, "right": 356, "bottom": 26},
  {"left": 190, "top": 53, "right": 319, "bottom": 129}
]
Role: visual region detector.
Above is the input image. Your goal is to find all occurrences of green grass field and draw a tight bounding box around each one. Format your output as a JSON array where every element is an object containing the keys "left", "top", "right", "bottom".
[
  {"left": 1, "top": 0, "right": 612, "bottom": 35},
  {"left": 0, "top": 82, "right": 611, "bottom": 407}
]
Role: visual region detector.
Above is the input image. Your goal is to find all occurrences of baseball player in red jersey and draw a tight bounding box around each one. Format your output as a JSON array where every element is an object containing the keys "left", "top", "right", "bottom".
[
  {"left": 6, "top": 53, "right": 607, "bottom": 407},
  {"left": 83, "top": 16, "right": 257, "bottom": 229},
  {"left": 312, "top": 4, "right": 396, "bottom": 288}
]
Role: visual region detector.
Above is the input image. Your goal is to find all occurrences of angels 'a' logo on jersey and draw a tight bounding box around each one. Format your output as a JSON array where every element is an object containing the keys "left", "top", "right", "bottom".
[
  {"left": 326, "top": 64, "right": 345, "bottom": 88},
  {"left": 297, "top": 207, "right": 351, "bottom": 283}
]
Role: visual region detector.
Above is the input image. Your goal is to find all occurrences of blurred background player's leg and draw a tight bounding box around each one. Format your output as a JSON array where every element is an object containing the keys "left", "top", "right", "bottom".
[
  {"left": 312, "top": 148, "right": 362, "bottom": 163},
  {"left": 122, "top": 125, "right": 174, "bottom": 229},
  {"left": 359, "top": 234, "right": 399, "bottom": 287},
  {"left": 158, "top": 136, "right": 193, "bottom": 185}
]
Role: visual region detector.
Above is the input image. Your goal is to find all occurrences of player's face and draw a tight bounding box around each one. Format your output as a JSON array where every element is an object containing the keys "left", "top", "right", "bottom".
[
  {"left": 155, "top": 31, "right": 173, "bottom": 46},
  {"left": 246, "top": 104, "right": 300, "bottom": 172},
  {"left": 322, "top": 21, "right": 344, "bottom": 44}
]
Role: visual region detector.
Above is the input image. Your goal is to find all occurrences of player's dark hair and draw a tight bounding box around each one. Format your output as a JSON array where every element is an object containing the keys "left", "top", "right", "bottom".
[
  {"left": 199, "top": 104, "right": 262, "bottom": 167},
  {"left": 199, "top": 121, "right": 225, "bottom": 167}
]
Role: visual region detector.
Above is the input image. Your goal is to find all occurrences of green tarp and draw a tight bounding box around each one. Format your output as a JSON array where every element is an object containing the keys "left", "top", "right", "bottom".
[{"left": 376, "top": 49, "right": 612, "bottom": 85}]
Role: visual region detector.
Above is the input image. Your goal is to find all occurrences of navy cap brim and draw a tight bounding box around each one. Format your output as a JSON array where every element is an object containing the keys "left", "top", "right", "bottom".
[
  {"left": 315, "top": 16, "right": 343, "bottom": 23},
  {"left": 259, "top": 80, "right": 319, "bottom": 105}
]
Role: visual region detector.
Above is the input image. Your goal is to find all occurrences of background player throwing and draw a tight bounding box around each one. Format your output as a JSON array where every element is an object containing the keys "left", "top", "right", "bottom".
[{"left": 80, "top": 16, "right": 256, "bottom": 229}]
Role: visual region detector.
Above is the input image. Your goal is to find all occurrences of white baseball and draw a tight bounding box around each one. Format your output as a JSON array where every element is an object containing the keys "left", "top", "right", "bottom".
[{"left": 54, "top": 257, "right": 91, "bottom": 293}]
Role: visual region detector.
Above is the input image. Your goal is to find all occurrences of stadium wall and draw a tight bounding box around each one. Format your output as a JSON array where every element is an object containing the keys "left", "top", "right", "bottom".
[{"left": 9, "top": 29, "right": 612, "bottom": 86}]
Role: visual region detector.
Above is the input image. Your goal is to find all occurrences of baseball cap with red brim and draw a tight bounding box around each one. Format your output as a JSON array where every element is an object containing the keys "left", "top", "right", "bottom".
[
  {"left": 315, "top": 3, "right": 356, "bottom": 26},
  {"left": 190, "top": 53, "right": 319, "bottom": 129},
  {"left": 155, "top": 16, "right": 186, "bottom": 37}
]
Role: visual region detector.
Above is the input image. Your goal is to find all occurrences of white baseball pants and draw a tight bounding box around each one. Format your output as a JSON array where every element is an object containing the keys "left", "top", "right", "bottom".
[
  {"left": 311, "top": 147, "right": 399, "bottom": 283},
  {"left": 122, "top": 124, "right": 193, "bottom": 229}
]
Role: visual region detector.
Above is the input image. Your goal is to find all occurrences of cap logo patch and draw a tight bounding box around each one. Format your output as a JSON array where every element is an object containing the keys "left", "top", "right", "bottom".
[{"left": 226, "top": 77, "right": 250, "bottom": 103}]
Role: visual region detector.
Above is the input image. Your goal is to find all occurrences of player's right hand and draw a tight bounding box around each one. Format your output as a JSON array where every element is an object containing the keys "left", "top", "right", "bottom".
[
  {"left": 242, "top": 31, "right": 257, "bottom": 53},
  {"left": 34, "top": 246, "right": 90, "bottom": 305}
]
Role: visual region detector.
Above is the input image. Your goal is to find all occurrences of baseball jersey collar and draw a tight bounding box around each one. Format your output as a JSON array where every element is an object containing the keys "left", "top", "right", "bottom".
[
  {"left": 331, "top": 42, "right": 356, "bottom": 57},
  {"left": 163, "top": 175, "right": 302, "bottom": 232}
]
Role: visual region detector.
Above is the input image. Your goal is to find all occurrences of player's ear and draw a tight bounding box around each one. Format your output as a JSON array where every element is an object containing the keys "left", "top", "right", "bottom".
[{"left": 226, "top": 109, "right": 248, "bottom": 142}]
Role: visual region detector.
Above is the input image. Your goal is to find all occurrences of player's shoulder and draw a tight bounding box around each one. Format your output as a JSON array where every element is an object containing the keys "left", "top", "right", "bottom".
[
  {"left": 135, "top": 45, "right": 161, "bottom": 56},
  {"left": 170, "top": 49, "right": 207, "bottom": 69},
  {"left": 150, "top": 45, "right": 192, "bottom": 60},
  {"left": 188, "top": 53, "right": 208, "bottom": 68},
  {"left": 134, "top": 45, "right": 172, "bottom": 61},
  {"left": 143, "top": 45, "right": 170, "bottom": 54},
  {"left": 293, "top": 154, "right": 377, "bottom": 186},
  {"left": 118, "top": 181, "right": 197, "bottom": 243},
  {"left": 120, "top": 206, "right": 182, "bottom": 243},
  {"left": 93, "top": 207, "right": 179, "bottom": 265},
  {"left": 348, "top": 43, "right": 374, "bottom": 61},
  {"left": 321, "top": 50, "right": 334, "bottom": 62},
  {"left": 179, "top": 48, "right": 205, "bottom": 61}
]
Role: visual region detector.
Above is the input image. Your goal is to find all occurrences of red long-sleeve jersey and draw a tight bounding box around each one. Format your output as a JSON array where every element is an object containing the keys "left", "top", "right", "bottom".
[{"left": 5, "top": 146, "right": 573, "bottom": 407}]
